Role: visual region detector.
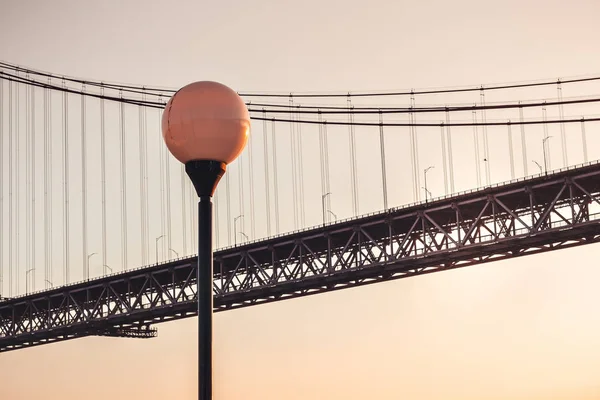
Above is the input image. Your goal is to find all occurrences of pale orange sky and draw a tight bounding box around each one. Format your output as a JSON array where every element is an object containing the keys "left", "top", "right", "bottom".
[{"left": 2, "top": 0, "right": 600, "bottom": 399}]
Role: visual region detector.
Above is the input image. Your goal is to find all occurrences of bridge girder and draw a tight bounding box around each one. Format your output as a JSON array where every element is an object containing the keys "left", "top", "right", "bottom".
[{"left": 2, "top": 162, "right": 600, "bottom": 352}]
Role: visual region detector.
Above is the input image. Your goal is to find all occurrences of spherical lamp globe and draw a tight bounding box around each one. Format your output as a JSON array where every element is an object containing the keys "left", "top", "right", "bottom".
[
  {"left": 162, "top": 81, "right": 250, "bottom": 165},
  {"left": 161, "top": 81, "right": 250, "bottom": 197}
]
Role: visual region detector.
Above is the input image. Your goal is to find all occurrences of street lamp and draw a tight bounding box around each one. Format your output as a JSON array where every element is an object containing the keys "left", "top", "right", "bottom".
[
  {"left": 327, "top": 210, "right": 337, "bottom": 221},
  {"left": 234, "top": 215, "right": 244, "bottom": 246},
  {"left": 482, "top": 158, "right": 489, "bottom": 185},
  {"left": 422, "top": 186, "right": 432, "bottom": 201},
  {"left": 542, "top": 136, "right": 552, "bottom": 174},
  {"left": 162, "top": 81, "right": 249, "bottom": 400},
  {"left": 103, "top": 264, "right": 113, "bottom": 275},
  {"left": 170, "top": 248, "right": 179, "bottom": 258},
  {"left": 532, "top": 160, "right": 543, "bottom": 174},
  {"left": 239, "top": 232, "right": 249, "bottom": 242},
  {"left": 155, "top": 235, "right": 165, "bottom": 264},
  {"left": 87, "top": 252, "right": 97, "bottom": 280},
  {"left": 321, "top": 192, "right": 331, "bottom": 225},
  {"left": 423, "top": 166, "right": 434, "bottom": 202},
  {"left": 25, "top": 268, "right": 34, "bottom": 295}
]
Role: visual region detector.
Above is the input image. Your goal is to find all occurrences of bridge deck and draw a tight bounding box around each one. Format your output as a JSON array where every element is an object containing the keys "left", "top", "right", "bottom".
[{"left": 2, "top": 161, "right": 600, "bottom": 352}]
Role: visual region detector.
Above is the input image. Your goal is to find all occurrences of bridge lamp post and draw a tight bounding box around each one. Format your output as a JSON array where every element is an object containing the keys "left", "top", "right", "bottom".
[
  {"left": 321, "top": 192, "right": 331, "bottom": 226},
  {"left": 542, "top": 136, "right": 552, "bottom": 174},
  {"left": 422, "top": 186, "right": 432, "bottom": 202},
  {"left": 103, "top": 264, "right": 113, "bottom": 275},
  {"left": 234, "top": 215, "right": 244, "bottom": 246},
  {"left": 327, "top": 210, "right": 337, "bottom": 221},
  {"left": 162, "top": 81, "right": 250, "bottom": 400},
  {"left": 155, "top": 235, "right": 165, "bottom": 264},
  {"left": 25, "top": 268, "right": 34, "bottom": 295},
  {"left": 170, "top": 248, "right": 179, "bottom": 258},
  {"left": 532, "top": 160, "right": 543, "bottom": 175},
  {"left": 87, "top": 252, "right": 97, "bottom": 281},
  {"left": 482, "top": 158, "right": 489, "bottom": 185},
  {"left": 423, "top": 166, "right": 434, "bottom": 202}
]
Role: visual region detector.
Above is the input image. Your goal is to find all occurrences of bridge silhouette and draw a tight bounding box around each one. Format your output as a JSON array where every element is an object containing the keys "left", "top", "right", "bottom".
[{"left": 1, "top": 62, "right": 600, "bottom": 351}]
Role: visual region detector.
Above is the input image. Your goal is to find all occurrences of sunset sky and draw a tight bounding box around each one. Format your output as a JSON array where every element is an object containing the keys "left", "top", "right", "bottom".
[{"left": 2, "top": 0, "right": 600, "bottom": 399}]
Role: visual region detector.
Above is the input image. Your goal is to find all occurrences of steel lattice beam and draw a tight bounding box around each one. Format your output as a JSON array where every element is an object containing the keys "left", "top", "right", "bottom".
[{"left": 2, "top": 162, "right": 600, "bottom": 352}]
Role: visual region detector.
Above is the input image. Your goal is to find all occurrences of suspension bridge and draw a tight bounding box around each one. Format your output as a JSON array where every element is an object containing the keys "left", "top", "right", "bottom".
[{"left": 1, "top": 62, "right": 600, "bottom": 352}]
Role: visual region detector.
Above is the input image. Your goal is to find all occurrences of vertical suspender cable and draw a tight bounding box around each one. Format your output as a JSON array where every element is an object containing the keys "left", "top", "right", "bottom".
[
  {"left": 189, "top": 183, "right": 193, "bottom": 252},
  {"left": 62, "top": 78, "right": 69, "bottom": 285},
  {"left": 296, "top": 105, "right": 305, "bottom": 227},
  {"left": 557, "top": 81, "right": 568, "bottom": 167},
  {"left": 214, "top": 190, "right": 220, "bottom": 249},
  {"left": 31, "top": 83, "right": 36, "bottom": 290},
  {"left": 43, "top": 82, "right": 48, "bottom": 288},
  {"left": 140, "top": 98, "right": 149, "bottom": 264},
  {"left": 271, "top": 119, "right": 280, "bottom": 234},
  {"left": 347, "top": 95, "right": 359, "bottom": 215},
  {"left": 16, "top": 76, "right": 20, "bottom": 292},
  {"left": 100, "top": 87, "right": 107, "bottom": 271},
  {"left": 440, "top": 122, "right": 448, "bottom": 195},
  {"left": 446, "top": 109, "right": 455, "bottom": 193},
  {"left": 0, "top": 79, "right": 3, "bottom": 295},
  {"left": 519, "top": 104, "right": 528, "bottom": 176},
  {"left": 378, "top": 110, "right": 388, "bottom": 209},
  {"left": 409, "top": 92, "right": 420, "bottom": 201},
  {"left": 47, "top": 79, "right": 53, "bottom": 289},
  {"left": 507, "top": 121, "right": 515, "bottom": 179},
  {"left": 181, "top": 161, "right": 187, "bottom": 256},
  {"left": 81, "top": 84, "right": 88, "bottom": 279},
  {"left": 8, "top": 79, "right": 13, "bottom": 296},
  {"left": 190, "top": 162, "right": 195, "bottom": 251},
  {"left": 262, "top": 109, "right": 271, "bottom": 236},
  {"left": 143, "top": 93, "right": 150, "bottom": 263},
  {"left": 237, "top": 151, "right": 245, "bottom": 241},
  {"left": 119, "top": 91, "right": 128, "bottom": 271},
  {"left": 289, "top": 96, "right": 298, "bottom": 229},
  {"left": 542, "top": 106, "right": 551, "bottom": 171},
  {"left": 293, "top": 97, "right": 300, "bottom": 228},
  {"left": 25, "top": 77, "right": 31, "bottom": 292},
  {"left": 581, "top": 117, "right": 588, "bottom": 163},
  {"left": 248, "top": 116, "right": 256, "bottom": 239},
  {"left": 213, "top": 190, "right": 221, "bottom": 248},
  {"left": 225, "top": 156, "right": 233, "bottom": 246},
  {"left": 165, "top": 116, "right": 171, "bottom": 259},
  {"left": 318, "top": 110, "right": 326, "bottom": 220},
  {"left": 408, "top": 90, "right": 420, "bottom": 201},
  {"left": 140, "top": 93, "right": 150, "bottom": 265},
  {"left": 472, "top": 110, "right": 481, "bottom": 187},
  {"left": 323, "top": 121, "right": 331, "bottom": 219},
  {"left": 225, "top": 167, "right": 231, "bottom": 245},
  {"left": 142, "top": 94, "right": 150, "bottom": 263},
  {"left": 158, "top": 98, "right": 166, "bottom": 262},
  {"left": 480, "top": 88, "right": 491, "bottom": 185}
]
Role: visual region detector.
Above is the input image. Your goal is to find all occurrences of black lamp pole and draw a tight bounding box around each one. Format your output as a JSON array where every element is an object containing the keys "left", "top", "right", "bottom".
[{"left": 185, "top": 159, "right": 227, "bottom": 400}]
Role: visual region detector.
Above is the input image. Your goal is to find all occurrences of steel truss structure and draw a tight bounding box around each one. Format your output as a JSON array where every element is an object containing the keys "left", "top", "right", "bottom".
[{"left": 2, "top": 163, "right": 600, "bottom": 352}]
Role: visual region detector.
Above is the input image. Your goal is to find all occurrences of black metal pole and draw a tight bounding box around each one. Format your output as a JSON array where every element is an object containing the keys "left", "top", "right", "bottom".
[
  {"left": 198, "top": 195, "right": 213, "bottom": 400},
  {"left": 184, "top": 159, "right": 226, "bottom": 400}
]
